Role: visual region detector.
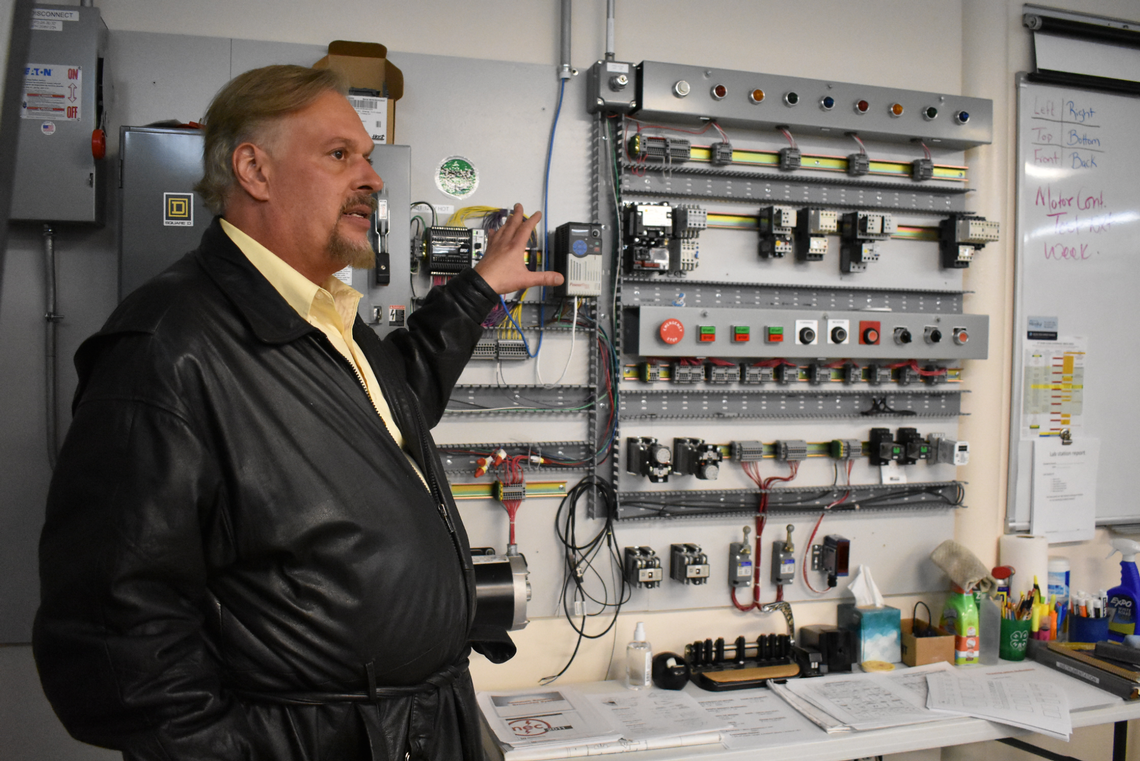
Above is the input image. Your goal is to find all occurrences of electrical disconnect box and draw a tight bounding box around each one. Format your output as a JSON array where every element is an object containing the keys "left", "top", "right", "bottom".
[{"left": 11, "top": 4, "right": 109, "bottom": 224}]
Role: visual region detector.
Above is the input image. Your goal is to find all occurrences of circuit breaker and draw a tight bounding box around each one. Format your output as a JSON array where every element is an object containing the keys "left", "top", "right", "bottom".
[{"left": 11, "top": 4, "right": 109, "bottom": 224}]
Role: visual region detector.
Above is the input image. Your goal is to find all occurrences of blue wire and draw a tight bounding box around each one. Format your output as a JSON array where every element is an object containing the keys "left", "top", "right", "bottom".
[
  {"left": 534, "top": 77, "right": 567, "bottom": 359},
  {"left": 499, "top": 295, "right": 532, "bottom": 357}
]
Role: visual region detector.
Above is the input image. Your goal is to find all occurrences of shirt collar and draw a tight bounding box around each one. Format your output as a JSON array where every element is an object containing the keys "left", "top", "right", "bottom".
[{"left": 220, "top": 218, "right": 362, "bottom": 328}]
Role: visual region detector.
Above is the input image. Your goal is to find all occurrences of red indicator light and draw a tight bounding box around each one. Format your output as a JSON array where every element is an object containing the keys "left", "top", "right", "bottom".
[
  {"left": 711, "top": 84, "right": 727, "bottom": 100},
  {"left": 659, "top": 319, "right": 685, "bottom": 345},
  {"left": 855, "top": 99, "right": 870, "bottom": 114}
]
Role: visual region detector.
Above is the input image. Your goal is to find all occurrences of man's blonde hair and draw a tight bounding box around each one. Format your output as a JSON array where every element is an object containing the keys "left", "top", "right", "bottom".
[{"left": 194, "top": 65, "right": 349, "bottom": 215}]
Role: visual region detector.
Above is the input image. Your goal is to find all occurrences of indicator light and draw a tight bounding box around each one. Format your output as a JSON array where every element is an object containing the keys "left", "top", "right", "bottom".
[
  {"left": 750, "top": 88, "right": 765, "bottom": 104},
  {"left": 923, "top": 106, "right": 939, "bottom": 120},
  {"left": 820, "top": 95, "right": 835, "bottom": 111},
  {"left": 733, "top": 325, "right": 751, "bottom": 342},
  {"left": 698, "top": 325, "right": 716, "bottom": 342},
  {"left": 953, "top": 327, "right": 970, "bottom": 345},
  {"left": 673, "top": 80, "right": 691, "bottom": 97},
  {"left": 955, "top": 110, "right": 970, "bottom": 124},
  {"left": 711, "top": 84, "right": 727, "bottom": 100},
  {"left": 854, "top": 99, "right": 870, "bottom": 114},
  {"left": 889, "top": 103, "right": 904, "bottom": 117},
  {"left": 784, "top": 91, "right": 800, "bottom": 106},
  {"left": 658, "top": 318, "right": 685, "bottom": 345},
  {"left": 766, "top": 326, "right": 785, "bottom": 343}
]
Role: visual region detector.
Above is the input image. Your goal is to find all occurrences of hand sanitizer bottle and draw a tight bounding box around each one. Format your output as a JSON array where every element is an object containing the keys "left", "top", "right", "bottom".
[{"left": 626, "top": 622, "right": 652, "bottom": 689}]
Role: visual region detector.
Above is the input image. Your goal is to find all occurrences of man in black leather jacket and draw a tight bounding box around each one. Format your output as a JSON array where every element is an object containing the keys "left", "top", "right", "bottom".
[{"left": 33, "top": 64, "right": 562, "bottom": 760}]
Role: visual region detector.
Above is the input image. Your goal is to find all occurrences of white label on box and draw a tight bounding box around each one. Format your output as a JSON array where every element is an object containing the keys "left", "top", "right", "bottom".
[
  {"left": 348, "top": 96, "right": 388, "bottom": 143},
  {"left": 32, "top": 9, "right": 79, "bottom": 21},
  {"left": 31, "top": 20, "right": 63, "bottom": 31},
  {"left": 332, "top": 266, "right": 353, "bottom": 284},
  {"left": 21, "top": 64, "right": 81, "bottom": 121}
]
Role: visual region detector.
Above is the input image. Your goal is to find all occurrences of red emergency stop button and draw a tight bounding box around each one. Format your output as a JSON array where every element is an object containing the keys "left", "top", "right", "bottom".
[{"left": 658, "top": 319, "right": 685, "bottom": 345}]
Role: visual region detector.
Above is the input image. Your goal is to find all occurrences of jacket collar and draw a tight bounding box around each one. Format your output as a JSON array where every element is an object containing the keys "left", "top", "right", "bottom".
[{"left": 194, "top": 217, "right": 318, "bottom": 345}]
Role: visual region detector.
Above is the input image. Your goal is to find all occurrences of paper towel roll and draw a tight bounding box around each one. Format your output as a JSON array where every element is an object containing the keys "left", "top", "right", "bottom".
[{"left": 999, "top": 534, "right": 1050, "bottom": 599}]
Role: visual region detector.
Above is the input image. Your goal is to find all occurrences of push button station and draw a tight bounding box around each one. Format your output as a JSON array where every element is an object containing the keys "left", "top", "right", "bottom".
[
  {"left": 733, "top": 326, "right": 750, "bottom": 342},
  {"left": 766, "top": 326, "right": 785, "bottom": 343},
  {"left": 698, "top": 325, "right": 716, "bottom": 343}
]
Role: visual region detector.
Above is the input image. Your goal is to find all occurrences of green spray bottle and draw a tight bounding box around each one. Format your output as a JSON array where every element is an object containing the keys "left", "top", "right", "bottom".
[
  {"left": 941, "top": 583, "right": 979, "bottom": 664},
  {"left": 1107, "top": 538, "right": 1140, "bottom": 642}
]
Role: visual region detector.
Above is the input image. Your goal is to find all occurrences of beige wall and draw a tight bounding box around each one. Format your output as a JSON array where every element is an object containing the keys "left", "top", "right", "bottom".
[{"left": 4, "top": 0, "right": 1139, "bottom": 758}]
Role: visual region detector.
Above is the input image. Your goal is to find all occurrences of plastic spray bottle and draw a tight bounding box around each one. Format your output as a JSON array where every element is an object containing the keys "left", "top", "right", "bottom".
[
  {"left": 626, "top": 622, "right": 652, "bottom": 689},
  {"left": 974, "top": 589, "right": 1001, "bottom": 664},
  {"left": 941, "top": 584, "right": 979, "bottom": 665},
  {"left": 1107, "top": 539, "right": 1140, "bottom": 642}
]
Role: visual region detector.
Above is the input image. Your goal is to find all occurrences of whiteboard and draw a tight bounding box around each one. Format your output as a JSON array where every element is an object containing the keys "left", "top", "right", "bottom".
[{"left": 1009, "top": 74, "right": 1140, "bottom": 529}]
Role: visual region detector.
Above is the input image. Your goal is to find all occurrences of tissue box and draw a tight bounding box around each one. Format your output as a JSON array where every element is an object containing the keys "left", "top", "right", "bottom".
[
  {"left": 314, "top": 41, "right": 404, "bottom": 144},
  {"left": 900, "top": 618, "right": 954, "bottom": 667},
  {"left": 837, "top": 603, "right": 901, "bottom": 663}
]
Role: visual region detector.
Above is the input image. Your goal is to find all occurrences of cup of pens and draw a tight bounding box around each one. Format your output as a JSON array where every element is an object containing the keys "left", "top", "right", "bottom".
[
  {"left": 999, "top": 617, "right": 1032, "bottom": 660},
  {"left": 1069, "top": 613, "right": 1110, "bottom": 643}
]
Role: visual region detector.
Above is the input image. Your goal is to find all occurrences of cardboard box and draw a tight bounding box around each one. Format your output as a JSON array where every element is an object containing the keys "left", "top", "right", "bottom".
[
  {"left": 900, "top": 618, "right": 955, "bottom": 667},
  {"left": 314, "top": 41, "right": 404, "bottom": 144},
  {"left": 837, "top": 603, "right": 901, "bottom": 664}
]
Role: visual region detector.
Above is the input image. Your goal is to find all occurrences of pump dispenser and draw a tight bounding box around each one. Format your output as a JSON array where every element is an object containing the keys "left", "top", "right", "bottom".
[
  {"left": 626, "top": 622, "right": 652, "bottom": 689},
  {"left": 1107, "top": 539, "right": 1140, "bottom": 642}
]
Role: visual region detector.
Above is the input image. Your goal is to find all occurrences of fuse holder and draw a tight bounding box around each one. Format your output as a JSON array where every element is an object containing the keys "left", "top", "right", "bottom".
[{"left": 659, "top": 318, "right": 685, "bottom": 345}]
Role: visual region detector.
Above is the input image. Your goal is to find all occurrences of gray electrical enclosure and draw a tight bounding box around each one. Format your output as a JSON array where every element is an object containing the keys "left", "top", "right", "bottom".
[
  {"left": 9, "top": 4, "right": 108, "bottom": 224},
  {"left": 118, "top": 126, "right": 212, "bottom": 299}
]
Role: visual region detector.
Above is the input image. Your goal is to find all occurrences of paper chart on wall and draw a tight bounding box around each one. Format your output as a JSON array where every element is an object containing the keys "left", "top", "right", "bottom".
[{"left": 1020, "top": 337, "right": 1086, "bottom": 440}]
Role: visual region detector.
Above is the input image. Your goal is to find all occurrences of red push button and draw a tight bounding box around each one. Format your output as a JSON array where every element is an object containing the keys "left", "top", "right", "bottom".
[{"left": 658, "top": 319, "right": 685, "bottom": 345}]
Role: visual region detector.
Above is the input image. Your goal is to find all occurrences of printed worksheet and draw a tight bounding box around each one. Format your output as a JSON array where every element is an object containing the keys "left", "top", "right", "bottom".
[
  {"left": 783, "top": 671, "right": 945, "bottom": 731},
  {"left": 587, "top": 688, "right": 729, "bottom": 742},
  {"left": 925, "top": 670, "right": 1072, "bottom": 740},
  {"left": 694, "top": 689, "right": 824, "bottom": 749},
  {"left": 477, "top": 687, "right": 621, "bottom": 749}
]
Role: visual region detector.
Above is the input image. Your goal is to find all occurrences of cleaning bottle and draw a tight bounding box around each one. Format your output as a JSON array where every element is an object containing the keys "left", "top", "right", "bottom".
[
  {"left": 1107, "top": 539, "right": 1140, "bottom": 642},
  {"left": 941, "top": 584, "right": 979, "bottom": 665},
  {"left": 974, "top": 589, "right": 1001, "bottom": 664},
  {"left": 626, "top": 622, "right": 652, "bottom": 689}
]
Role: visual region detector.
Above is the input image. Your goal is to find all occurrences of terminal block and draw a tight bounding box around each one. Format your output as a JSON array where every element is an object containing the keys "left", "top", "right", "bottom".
[
  {"left": 493, "top": 481, "right": 527, "bottom": 502},
  {"left": 911, "top": 157, "right": 934, "bottom": 182},
  {"left": 671, "top": 362, "right": 703, "bottom": 384},
  {"left": 774, "top": 363, "right": 799, "bottom": 384},
  {"left": 795, "top": 208, "right": 838, "bottom": 262},
  {"left": 939, "top": 215, "right": 1000, "bottom": 269},
  {"left": 706, "top": 363, "right": 739, "bottom": 384},
  {"left": 639, "top": 361, "right": 660, "bottom": 382},
  {"left": 776, "top": 440, "right": 808, "bottom": 462},
  {"left": 923, "top": 365, "right": 945, "bottom": 385},
  {"left": 840, "top": 211, "right": 897, "bottom": 273},
  {"left": 847, "top": 152, "right": 870, "bottom": 177},
  {"left": 869, "top": 428, "right": 902, "bottom": 466},
  {"left": 843, "top": 362, "right": 862, "bottom": 385},
  {"left": 628, "top": 134, "right": 690, "bottom": 163},
  {"left": 829, "top": 439, "right": 863, "bottom": 460},
  {"left": 896, "top": 427, "right": 931, "bottom": 465},
  {"left": 472, "top": 339, "right": 497, "bottom": 361},
  {"left": 758, "top": 205, "right": 797, "bottom": 259},
  {"left": 424, "top": 226, "right": 477, "bottom": 276},
  {"left": 624, "top": 546, "right": 663, "bottom": 588},
  {"left": 670, "top": 543, "right": 710, "bottom": 585},
  {"left": 779, "top": 146, "right": 802, "bottom": 170},
  {"left": 741, "top": 364, "right": 775, "bottom": 385},
  {"left": 623, "top": 203, "right": 673, "bottom": 272},
  {"left": 897, "top": 365, "right": 921, "bottom": 386},
  {"left": 808, "top": 363, "right": 829, "bottom": 385},
  {"left": 496, "top": 340, "right": 528, "bottom": 361},
  {"left": 673, "top": 438, "right": 723, "bottom": 480},
  {"left": 709, "top": 141, "right": 734, "bottom": 166},
  {"left": 731, "top": 440, "right": 766, "bottom": 462},
  {"left": 627, "top": 437, "right": 672, "bottom": 482},
  {"left": 867, "top": 364, "right": 892, "bottom": 385}
]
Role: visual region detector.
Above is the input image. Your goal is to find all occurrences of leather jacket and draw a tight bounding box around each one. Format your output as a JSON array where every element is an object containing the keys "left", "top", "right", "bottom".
[{"left": 34, "top": 218, "right": 501, "bottom": 760}]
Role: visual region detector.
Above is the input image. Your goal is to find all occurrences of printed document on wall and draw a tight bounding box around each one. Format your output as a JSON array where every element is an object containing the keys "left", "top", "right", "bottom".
[
  {"left": 1031, "top": 436, "right": 1099, "bottom": 543},
  {"left": 1020, "top": 337, "right": 1086, "bottom": 440}
]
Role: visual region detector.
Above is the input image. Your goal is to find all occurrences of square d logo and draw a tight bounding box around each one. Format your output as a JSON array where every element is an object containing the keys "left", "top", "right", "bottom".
[{"left": 164, "top": 192, "right": 194, "bottom": 227}]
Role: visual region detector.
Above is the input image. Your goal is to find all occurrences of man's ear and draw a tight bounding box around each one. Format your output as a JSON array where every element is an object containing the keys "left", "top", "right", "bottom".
[{"left": 232, "top": 143, "right": 271, "bottom": 202}]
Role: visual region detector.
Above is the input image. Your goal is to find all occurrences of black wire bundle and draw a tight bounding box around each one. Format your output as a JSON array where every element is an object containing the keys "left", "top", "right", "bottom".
[{"left": 541, "top": 476, "right": 630, "bottom": 684}]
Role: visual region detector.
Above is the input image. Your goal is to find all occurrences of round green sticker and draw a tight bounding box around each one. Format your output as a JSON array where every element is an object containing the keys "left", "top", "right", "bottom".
[{"left": 435, "top": 155, "right": 479, "bottom": 199}]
